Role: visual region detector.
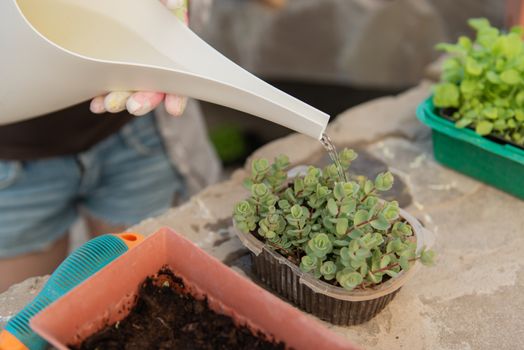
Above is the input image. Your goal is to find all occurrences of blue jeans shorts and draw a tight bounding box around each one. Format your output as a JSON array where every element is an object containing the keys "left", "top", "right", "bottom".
[{"left": 0, "top": 114, "right": 185, "bottom": 258}]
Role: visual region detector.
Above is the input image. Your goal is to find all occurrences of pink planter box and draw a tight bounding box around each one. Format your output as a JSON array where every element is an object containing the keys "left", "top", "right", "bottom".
[{"left": 31, "top": 228, "right": 358, "bottom": 350}]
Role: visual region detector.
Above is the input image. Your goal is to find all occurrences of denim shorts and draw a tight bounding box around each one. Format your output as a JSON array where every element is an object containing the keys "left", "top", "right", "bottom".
[{"left": 0, "top": 114, "right": 185, "bottom": 258}]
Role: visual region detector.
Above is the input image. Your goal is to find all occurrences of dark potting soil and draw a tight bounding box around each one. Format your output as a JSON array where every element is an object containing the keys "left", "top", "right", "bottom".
[{"left": 73, "top": 269, "right": 287, "bottom": 350}]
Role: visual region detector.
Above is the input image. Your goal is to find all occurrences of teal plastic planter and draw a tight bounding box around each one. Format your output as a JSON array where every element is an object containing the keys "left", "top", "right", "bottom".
[{"left": 417, "top": 97, "right": 524, "bottom": 200}]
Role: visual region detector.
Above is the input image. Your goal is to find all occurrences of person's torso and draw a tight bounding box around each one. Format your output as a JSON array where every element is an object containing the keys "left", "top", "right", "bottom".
[{"left": 0, "top": 101, "right": 134, "bottom": 160}]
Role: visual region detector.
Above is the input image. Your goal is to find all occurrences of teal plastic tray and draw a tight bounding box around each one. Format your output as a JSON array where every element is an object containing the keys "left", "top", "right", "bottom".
[{"left": 417, "top": 97, "right": 524, "bottom": 200}]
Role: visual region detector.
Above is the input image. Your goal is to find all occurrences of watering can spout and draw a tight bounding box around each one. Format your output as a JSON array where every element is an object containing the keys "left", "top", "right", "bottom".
[{"left": 0, "top": 0, "right": 329, "bottom": 139}]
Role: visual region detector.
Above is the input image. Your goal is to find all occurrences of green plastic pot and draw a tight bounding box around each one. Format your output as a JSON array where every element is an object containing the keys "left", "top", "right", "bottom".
[{"left": 416, "top": 97, "right": 524, "bottom": 200}]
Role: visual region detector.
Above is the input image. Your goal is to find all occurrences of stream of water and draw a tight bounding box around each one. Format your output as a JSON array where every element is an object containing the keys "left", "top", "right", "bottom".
[{"left": 320, "top": 133, "right": 348, "bottom": 182}]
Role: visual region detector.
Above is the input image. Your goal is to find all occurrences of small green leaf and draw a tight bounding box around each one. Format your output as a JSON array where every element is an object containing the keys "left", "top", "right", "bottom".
[
  {"left": 340, "top": 199, "right": 357, "bottom": 215},
  {"left": 468, "top": 18, "right": 490, "bottom": 30},
  {"left": 386, "top": 241, "right": 394, "bottom": 254},
  {"left": 370, "top": 214, "right": 390, "bottom": 231},
  {"left": 442, "top": 58, "right": 460, "bottom": 71},
  {"left": 339, "top": 247, "right": 351, "bottom": 261},
  {"left": 252, "top": 158, "right": 270, "bottom": 175},
  {"left": 477, "top": 26, "right": 499, "bottom": 48},
  {"left": 278, "top": 199, "right": 290, "bottom": 210},
  {"left": 435, "top": 43, "right": 462, "bottom": 54},
  {"left": 433, "top": 83, "right": 460, "bottom": 108},
  {"left": 294, "top": 178, "right": 304, "bottom": 194},
  {"left": 482, "top": 107, "right": 498, "bottom": 120},
  {"left": 342, "top": 182, "right": 360, "bottom": 197},
  {"left": 486, "top": 71, "right": 500, "bottom": 84},
  {"left": 265, "top": 230, "right": 276, "bottom": 239},
  {"left": 455, "top": 118, "right": 473, "bottom": 128},
  {"left": 336, "top": 270, "right": 363, "bottom": 290},
  {"left": 465, "top": 57, "right": 483, "bottom": 76},
  {"left": 284, "top": 188, "right": 297, "bottom": 204},
  {"left": 375, "top": 172, "right": 394, "bottom": 192},
  {"left": 333, "top": 183, "right": 345, "bottom": 200},
  {"left": 517, "top": 92, "right": 524, "bottom": 107},
  {"left": 392, "top": 222, "right": 413, "bottom": 237},
  {"left": 364, "top": 180, "right": 374, "bottom": 194},
  {"left": 359, "top": 232, "right": 384, "bottom": 250},
  {"left": 515, "top": 110, "right": 524, "bottom": 122},
  {"left": 333, "top": 239, "right": 350, "bottom": 247},
  {"left": 494, "top": 119, "right": 507, "bottom": 131},
  {"left": 339, "top": 149, "right": 358, "bottom": 168},
  {"left": 348, "top": 240, "right": 359, "bottom": 252},
  {"left": 458, "top": 36, "right": 472, "bottom": 50},
  {"left": 367, "top": 272, "right": 382, "bottom": 284},
  {"left": 380, "top": 255, "right": 391, "bottom": 269},
  {"left": 476, "top": 121, "right": 494, "bottom": 135},
  {"left": 363, "top": 200, "right": 377, "bottom": 214},
  {"left": 304, "top": 174, "right": 318, "bottom": 189},
  {"left": 327, "top": 198, "right": 338, "bottom": 216},
  {"left": 498, "top": 33, "right": 523, "bottom": 58},
  {"left": 300, "top": 255, "right": 318, "bottom": 272},
  {"left": 387, "top": 238, "right": 405, "bottom": 254},
  {"left": 336, "top": 218, "right": 348, "bottom": 237},
  {"left": 353, "top": 210, "right": 369, "bottom": 227},
  {"left": 382, "top": 201, "right": 399, "bottom": 221},
  {"left": 243, "top": 178, "right": 254, "bottom": 190},
  {"left": 348, "top": 228, "right": 364, "bottom": 239},
  {"left": 500, "top": 69, "right": 521, "bottom": 85},
  {"left": 274, "top": 154, "right": 290, "bottom": 168},
  {"left": 234, "top": 201, "right": 253, "bottom": 216},
  {"left": 356, "top": 248, "right": 371, "bottom": 258},
  {"left": 251, "top": 183, "right": 269, "bottom": 198},
  {"left": 513, "top": 132, "right": 523, "bottom": 143},
  {"left": 460, "top": 80, "right": 477, "bottom": 94},
  {"left": 320, "top": 261, "right": 337, "bottom": 280},
  {"left": 399, "top": 255, "right": 410, "bottom": 270},
  {"left": 290, "top": 204, "right": 303, "bottom": 218},
  {"left": 420, "top": 249, "right": 436, "bottom": 266},
  {"left": 307, "top": 233, "right": 333, "bottom": 258}
]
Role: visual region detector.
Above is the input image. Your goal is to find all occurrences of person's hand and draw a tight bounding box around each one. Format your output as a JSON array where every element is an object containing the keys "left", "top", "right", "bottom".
[{"left": 90, "top": 0, "right": 189, "bottom": 117}]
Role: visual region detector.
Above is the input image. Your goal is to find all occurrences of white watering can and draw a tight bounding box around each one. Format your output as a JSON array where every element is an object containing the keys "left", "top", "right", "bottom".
[{"left": 0, "top": 0, "right": 330, "bottom": 139}]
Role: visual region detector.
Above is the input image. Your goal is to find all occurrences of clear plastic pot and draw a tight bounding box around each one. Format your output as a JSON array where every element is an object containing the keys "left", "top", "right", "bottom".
[{"left": 234, "top": 208, "right": 435, "bottom": 326}]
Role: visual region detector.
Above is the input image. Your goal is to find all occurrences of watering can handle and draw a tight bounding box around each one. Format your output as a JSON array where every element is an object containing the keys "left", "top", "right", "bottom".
[{"left": 0, "top": 232, "right": 144, "bottom": 350}]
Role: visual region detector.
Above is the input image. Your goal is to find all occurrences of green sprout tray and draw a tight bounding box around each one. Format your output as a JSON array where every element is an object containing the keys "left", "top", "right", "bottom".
[{"left": 417, "top": 97, "right": 524, "bottom": 200}]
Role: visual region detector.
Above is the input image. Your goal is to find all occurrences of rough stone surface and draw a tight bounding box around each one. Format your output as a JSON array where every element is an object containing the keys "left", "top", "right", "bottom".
[
  {"left": 2, "top": 83, "right": 524, "bottom": 349},
  {"left": 199, "top": 0, "right": 504, "bottom": 87},
  {"left": 0, "top": 276, "right": 48, "bottom": 329}
]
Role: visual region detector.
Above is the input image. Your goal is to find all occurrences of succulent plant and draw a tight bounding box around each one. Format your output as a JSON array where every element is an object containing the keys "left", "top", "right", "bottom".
[
  {"left": 233, "top": 150, "right": 435, "bottom": 291},
  {"left": 433, "top": 18, "right": 524, "bottom": 146}
]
